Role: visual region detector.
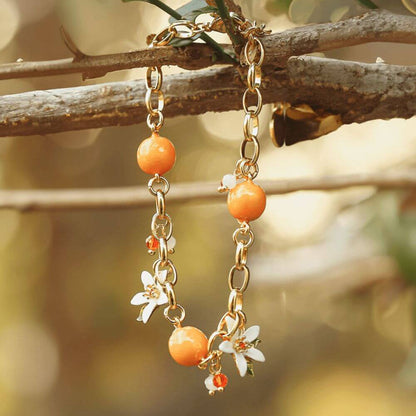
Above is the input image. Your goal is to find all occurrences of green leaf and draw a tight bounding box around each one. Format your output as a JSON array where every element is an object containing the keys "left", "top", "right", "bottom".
[
  {"left": 169, "top": 33, "right": 202, "bottom": 47},
  {"left": 356, "top": 0, "right": 378, "bottom": 9},
  {"left": 168, "top": 1, "right": 217, "bottom": 22},
  {"left": 274, "top": 0, "right": 293, "bottom": 11}
]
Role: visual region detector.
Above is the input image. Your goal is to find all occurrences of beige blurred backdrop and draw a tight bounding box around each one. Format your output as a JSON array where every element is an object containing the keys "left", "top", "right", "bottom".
[{"left": 0, "top": 0, "right": 416, "bottom": 415}]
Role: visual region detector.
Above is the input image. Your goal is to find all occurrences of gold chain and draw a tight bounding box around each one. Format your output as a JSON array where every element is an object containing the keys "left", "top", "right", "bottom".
[
  {"left": 149, "top": 15, "right": 225, "bottom": 47},
  {"left": 145, "top": 62, "right": 185, "bottom": 327},
  {"left": 139, "top": 11, "right": 269, "bottom": 394},
  {"left": 200, "top": 15, "right": 268, "bottom": 381}
]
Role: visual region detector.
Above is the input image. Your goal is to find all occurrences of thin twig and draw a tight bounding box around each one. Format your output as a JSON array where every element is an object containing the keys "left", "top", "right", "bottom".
[
  {"left": 0, "top": 171, "right": 414, "bottom": 212},
  {"left": 0, "top": 10, "right": 414, "bottom": 80}
]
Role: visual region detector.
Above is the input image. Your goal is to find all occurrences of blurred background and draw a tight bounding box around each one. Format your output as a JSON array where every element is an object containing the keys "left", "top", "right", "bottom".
[{"left": 0, "top": 0, "right": 416, "bottom": 415}]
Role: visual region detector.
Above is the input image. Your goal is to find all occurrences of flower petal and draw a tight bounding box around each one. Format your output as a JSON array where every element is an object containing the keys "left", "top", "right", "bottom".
[
  {"left": 224, "top": 315, "right": 237, "bottom": 334},
  {"left": 167, "top": 237, "right": 176, "bottom": 251},
  {"left": 244, "top": 347, "right": 265, "bottom": 362},
  {"left": 141, "top": 302, "right": 156, "bottom": 324},
  {"left": 219, "top": 340, "right": 235, "bottom": 354},
  {"left": 244, "top": 325, "right": 260, "bottom": 342},
  {"left": 157, "top": 291, "right": 168, "bottom": 305},
  {"left": 234, "top": 353, "right": 248, "bottom": 377},
  {"left": 157, "top": 270, "right": 168, "bottom": 284},
  {"left": 130, "top": 292, "right": 148, "bottom": 306},
  {"left": 141, "top": 271, "right": 154, "bottom": 287},
  {"left": 204, "top": 375, "right": 217, "bottom": 391}
]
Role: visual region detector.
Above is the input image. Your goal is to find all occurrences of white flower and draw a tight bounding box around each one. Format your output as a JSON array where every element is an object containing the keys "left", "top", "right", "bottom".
[
  {"left": 130, "top": 270, "right": 168, "bottom": 323},
  {"left": 219, "top": 317, "right": 265, "bottom": 377}
]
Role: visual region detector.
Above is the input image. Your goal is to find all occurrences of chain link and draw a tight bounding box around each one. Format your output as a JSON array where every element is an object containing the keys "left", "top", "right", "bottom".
[{"left": 145, "top": 67, "right": 165, "bottom": 132}]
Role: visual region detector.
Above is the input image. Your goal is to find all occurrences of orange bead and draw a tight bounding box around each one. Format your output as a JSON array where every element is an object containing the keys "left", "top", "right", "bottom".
[
  {"left": 227, "top": 179, "right": 266, "bottom": 222},
  {"left": 137, "top": 132, "right": 176, "bottom": 175},
  {"left": 213, "top": 373, "right": 228, "bottom": 388},
  {"left": 145, "top": 235, "right": 159, "bottom": 251},
  {"left": 168, "top": 326, "right": 208, "bottom": 367}
]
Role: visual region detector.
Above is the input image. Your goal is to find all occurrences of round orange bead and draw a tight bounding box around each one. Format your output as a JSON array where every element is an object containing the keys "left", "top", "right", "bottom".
[
  {"left": 137, "top": 132, "right": 176, "bottom": 175},
  {"left": 227, "top": 179, "right": 266, "bottom": 222},
  {"left": 168, "top": 326, "right": 208, "bottom": 367},
  {"left": 213, "top": 373, "right": 228, "bottom": 388}
]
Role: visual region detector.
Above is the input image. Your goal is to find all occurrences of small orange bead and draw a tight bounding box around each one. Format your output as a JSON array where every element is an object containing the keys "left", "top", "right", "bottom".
[
  {"left": 227, "top": 179, "right": 266, "bottom": 222},
  {"left": 137, "top": 132, "right": 176, "bottom": 175},
  {"left": 213, "top": 373, "right": 228, "bottom": 388},
  {"left": 145, "top": 235, "right": 159, "bottom": 251},
  {"left": 168, "top": 326, "right": 208, "bottom": 367}
]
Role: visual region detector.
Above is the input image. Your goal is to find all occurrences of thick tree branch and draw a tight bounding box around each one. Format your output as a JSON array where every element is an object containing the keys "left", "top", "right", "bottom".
[
  {"left": 0, "top": 171, "right": 414, "bottom": 212},
  {"left": 0, "top": 57, "right": 415, "bottom": 139},
  {"left": 0, "top": 10, "right": 415, "bottom": 81}
]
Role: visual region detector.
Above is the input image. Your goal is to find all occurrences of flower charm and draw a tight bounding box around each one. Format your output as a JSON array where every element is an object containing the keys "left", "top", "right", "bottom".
[
  {"left": 131, "top": 270, "right": 168, "bottom": 323},
  {"left": 219, "top": 322, "right": 265, "bottom": 377},
  {"left": 205, "top": 373, "right": 228, "bottom": 396},
  {"left": 218, "top": 174, "right": 237, "bottom": 193}
]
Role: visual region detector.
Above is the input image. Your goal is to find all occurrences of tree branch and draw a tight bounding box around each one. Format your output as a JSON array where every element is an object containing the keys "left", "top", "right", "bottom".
[
  {"left": 0, "top": 171, "right": 414, "bottom": 212},
  {"left": 0, "top": 10, "right": 414, "bottom": 81},
  {"left": 262, "top": 9, "right": 416, "bottom": 66},
  {"left": 0, "top": 56, "right": 415, "bottom": 139}
]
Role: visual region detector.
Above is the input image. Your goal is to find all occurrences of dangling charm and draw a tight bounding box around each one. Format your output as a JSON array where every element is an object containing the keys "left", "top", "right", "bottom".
[
  {"left": 168, "top": 326, "right": 209, "bottom": 366},
  {"left": 219, "top": 320, "right": 265, "bottom": 377},
  {"left": 146, "top": 235, "right": 176, "bottom": 255},
  {"left": 227, "top": 178, "right": 266, "bottom": 222},
  {"left": 218, "top": 173, "right": 237, "bottom": 193},
  {"left": 131, "top": 270, "right": 168, "bottom": 323}
]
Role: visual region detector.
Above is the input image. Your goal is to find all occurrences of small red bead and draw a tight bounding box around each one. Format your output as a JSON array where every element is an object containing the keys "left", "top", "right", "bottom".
[
  {"left": 146, "top": 235, "right": 159, "bottom": 251},
  {"left": 213, "top": 373, "right": 228, "bottom": 388}
]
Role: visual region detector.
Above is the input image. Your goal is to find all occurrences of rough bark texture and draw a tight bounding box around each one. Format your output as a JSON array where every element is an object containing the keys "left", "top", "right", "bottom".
[
  {"left": 0, "top": 57, "right": 415, "bottom": 139},
  {"left": 0, "top": 10, "right": 414, "bottom": 80},
  {"left": 262, "top": 9, "right": 416, "bottom": 66}
]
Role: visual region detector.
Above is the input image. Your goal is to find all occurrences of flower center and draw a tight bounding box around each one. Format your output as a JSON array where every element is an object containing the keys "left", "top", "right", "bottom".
[
  {"left": 234, "top": 337, "right": 250, "bottom": 353},
  {"left": 145, "top": 284, "right": 160, "bottom": 300}
]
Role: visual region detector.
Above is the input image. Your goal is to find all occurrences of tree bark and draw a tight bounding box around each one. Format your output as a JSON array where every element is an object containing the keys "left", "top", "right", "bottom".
[
  {"left": 0, "top": 10, "right": 414, "bottom": 80},
  {"left": 0, "top": 57, "right": 415, "bottom": 139}
]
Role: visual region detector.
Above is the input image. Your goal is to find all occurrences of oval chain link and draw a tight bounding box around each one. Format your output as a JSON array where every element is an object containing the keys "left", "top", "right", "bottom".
[{"left": 145, "top": 67, "right": 164, "bottom": 132}]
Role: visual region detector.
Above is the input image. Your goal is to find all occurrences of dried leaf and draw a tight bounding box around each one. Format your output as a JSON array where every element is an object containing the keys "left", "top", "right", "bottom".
[{"left": 270, "top": 102, "right": 342, "bottom": 146}]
